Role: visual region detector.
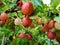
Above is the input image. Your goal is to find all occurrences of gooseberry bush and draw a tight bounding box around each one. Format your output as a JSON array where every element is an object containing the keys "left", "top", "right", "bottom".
[{"left": 0, "top": 0, "right": 60, "bottom": 45}]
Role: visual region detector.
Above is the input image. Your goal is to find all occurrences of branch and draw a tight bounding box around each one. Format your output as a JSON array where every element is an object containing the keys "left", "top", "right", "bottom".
[
  {"left": 5, "top": 0, "right": 21, "bottom": 13},
  {"left": 5, "top": 5, "right": 20, "bottom": 13},
  {"left": 0, "top": 2, "right": 4, "bottom": 5}
]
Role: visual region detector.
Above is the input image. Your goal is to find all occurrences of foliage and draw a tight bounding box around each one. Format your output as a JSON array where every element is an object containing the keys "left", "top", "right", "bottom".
[{"left": 0, "top": 0, "right": 60, "bottom": 45}]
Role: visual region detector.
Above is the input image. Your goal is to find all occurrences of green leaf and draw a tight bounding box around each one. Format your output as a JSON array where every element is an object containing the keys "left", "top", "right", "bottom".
[
  {"left": 54, "top": 16, "right": 60, "bottom": 23},
  {"left": 50, "top": 0, "right": 60, "bottom": 9}
]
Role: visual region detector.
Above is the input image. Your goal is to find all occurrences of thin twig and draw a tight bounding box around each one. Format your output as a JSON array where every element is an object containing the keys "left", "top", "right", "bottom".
[{"left": 1, "top": 35, "right": 5, "bottom": 45}]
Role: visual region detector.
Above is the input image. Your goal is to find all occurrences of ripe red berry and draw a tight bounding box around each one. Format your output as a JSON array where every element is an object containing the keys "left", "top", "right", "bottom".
[
  {"left": 6, "top": 18, "right": 10, "bottom": 24},
  {"left": 47, "top": 31, "right": 56, "bottom": 40},
  {"left": 26, "top": 34, "right": 32, "bottom": 41},
  {"left": 0, "top": 21, "right": 5, "bottom": 26},
  {"left": 47, "top": 20, "right": 55, "bottom": 29},
  {"left": 0, "top": 13, "right": 8, "bottom": 21},
  {"left": 42, "top": 24, "right": 49, "bottom": 32},
  {"left": 22, "top": 2, "right": 34, "bottom": 16},
  {"left": 55, "top": 35, "right": 60, "bottom": 43},
  {"left": 18, "top": 1, "right": 23, "bottom": 8},
  {"left": 19, "top": 33, "right": 25, "bottom": 39},
  {"left": 30, "top": 22, "right": 34, "bottom": 28},
  {"left": 22, "top": 16, "right": 32, "bottom": 27}
]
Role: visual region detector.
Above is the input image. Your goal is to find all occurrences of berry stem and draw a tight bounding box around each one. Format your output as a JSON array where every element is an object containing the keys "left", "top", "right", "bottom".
[
  {"left": 16, "top": 11, "right": 19, "bottom": 18},
  {"left": 25, "top": 15, "right": 29, "bottom": 18}
]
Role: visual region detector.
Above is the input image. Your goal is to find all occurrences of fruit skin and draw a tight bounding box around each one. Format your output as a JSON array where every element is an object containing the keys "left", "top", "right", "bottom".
[
  {"left": 19, "top": 33, "right": 25, "bottom": 39},
  {"left": 55, "top": 35, "right": 60, "bottom": 43},
  {"left": 18, "top": 1, "right": 23, "bottom": 8},
  {"left": 30, "top": 22, "right": 34, "bottom": 28},
  {"left": 0, "top": 21, "right": 5, "bottom": 26},
  {"left": 14, "top": 18, "right": 21, "bottom": 25},
  {"left": 42, "top": 24, "right": 49, "bottom": 32},
  {"left": 34, "top": 16, "right": 42, "bottom": 24},
  {"left": 6, "top": 18, "right": 10, "bottom": 24},
  {"left": 47, "top": 20, "right": 55, "bottom": 29},
  {"left": 22, "top": 2, "right": 34, "bottom": 16},
  {"left": 55, "top": 22, "right": 60, "bottom": 30},
  {"left": 47, "top": 31, "right": 56, "bottom": 40},
  {"left": 26, "top": 34, "right": 32, "bottom": 41},
  {"left": 22, "top": 16, "right": 32, "bottom": 27},
  {"left": 0, "top": 13, "right": 8, "bottom": 21}
]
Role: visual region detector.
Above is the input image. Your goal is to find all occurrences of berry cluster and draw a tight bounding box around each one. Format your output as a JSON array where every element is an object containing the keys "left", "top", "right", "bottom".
[
  {"left": 0, "top": 13, "right": 10, "bottom": 26},
  {"left": 16, "top": 1, "right": 34, "bottom": 27},
  {"left": 0, "top": 0, "right": 60, "bottom": 44},
  {"left": 34, "top": 16, "right": 60, "bottom": 43},
  {"left": 19, "top": 33, "right": 32, "bottom": 41}
]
